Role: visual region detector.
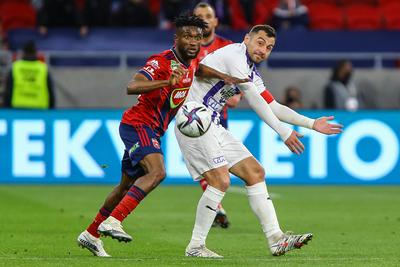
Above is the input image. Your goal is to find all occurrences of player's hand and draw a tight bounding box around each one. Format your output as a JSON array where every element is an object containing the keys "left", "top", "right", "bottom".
[
  {"left": 313, "top": 116, "right": 343, "bottom": 135},
  {"left": 222, "top": 75, "right": 250, "bottom": 85},
  {"left": 169, "top": 66, "right": 187, "bottom": 86},
  {"left": 284, "top": 130, "right": 305, "bottom": 155}
]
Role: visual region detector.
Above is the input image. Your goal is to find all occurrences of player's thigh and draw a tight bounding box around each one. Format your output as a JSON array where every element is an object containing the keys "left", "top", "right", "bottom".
[
  {"left": 119, "top": 123, "right": 163, "bottom": 178},
  {"left": 220, "top": 128, "right": 253, "bottom": 170},
  {"left": 229, "top": 156, "right": 265, "bottom": 186},
  {"left": 202, "top": 165, "right": 231, "bottom": 192},
  {"left": 139, "top": 152, "right": 166, "bottom": 178},
  {"left": 175, "top": 122, "right": 228, "bottom": 181}
]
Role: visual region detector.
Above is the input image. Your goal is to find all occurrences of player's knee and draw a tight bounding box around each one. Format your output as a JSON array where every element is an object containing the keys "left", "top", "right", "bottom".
[
  {"left": 211, "top": 176, "right": 230, "bottom": 192},
  {"left": 253, "top": 166, "right": 265, "bottom": 182},
  {"left": 149, "top": 168, "right": 166, "bottom": 186},
  {"left": 219, "top": 177, "right": 230, "bottom": 191}
]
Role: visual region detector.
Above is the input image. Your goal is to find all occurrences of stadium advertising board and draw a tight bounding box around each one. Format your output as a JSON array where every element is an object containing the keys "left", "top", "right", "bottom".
[{"left": 0, "top": 110, "right": 398, "bottom": 184}]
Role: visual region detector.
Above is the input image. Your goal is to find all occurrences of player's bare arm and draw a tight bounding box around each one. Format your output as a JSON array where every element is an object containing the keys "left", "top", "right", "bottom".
[
  {"left": 284, "top": 130, "right": 305, "bottom": 155},
  {"left": 126, "top": 66, "right": 186, "bottom": 95},
  {"left": 196, "top": 63, "right": 250, "bottom": 85},
  {"left": 312, "top": 116, "right": 343, "bottom": 135}
]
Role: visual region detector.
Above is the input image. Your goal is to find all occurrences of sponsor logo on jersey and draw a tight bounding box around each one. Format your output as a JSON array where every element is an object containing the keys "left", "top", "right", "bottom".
[
  {"left": 129, "top": 142, "right": 140, "bottom": 155},
  {"left": 220, "top": 86, "right": 239, "bottom": 100},
  {"left": 182, "top": 71, "right": 192, "bottom": 83},
  {"left": 149, "top": 59, "right": 159, "bottom": 69},
  {"left": 151, "top": 138, "right": 160, "bottom": 149},
  {"left": 212, "top": 156, "right": 226, "bottom": 164},
  {"left": 170, "top": 87, "right": 189, "bottom": 108},
  {"left": 170, "top": 60, "right": 180, "bottom": 71}
]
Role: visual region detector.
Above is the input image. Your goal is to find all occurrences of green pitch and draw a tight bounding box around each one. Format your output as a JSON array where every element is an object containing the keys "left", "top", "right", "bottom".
[{"left": 0, "top": 185, "right": 399, "bottom": 267}]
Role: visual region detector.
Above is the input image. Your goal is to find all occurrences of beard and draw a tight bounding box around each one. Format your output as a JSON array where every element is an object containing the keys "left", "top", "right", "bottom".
[
  {"left": 202, "top": 28, "right": 212, "bottom": 38},
  {"left": 177, "top": 45, "right": 199, "bottom": 60}
]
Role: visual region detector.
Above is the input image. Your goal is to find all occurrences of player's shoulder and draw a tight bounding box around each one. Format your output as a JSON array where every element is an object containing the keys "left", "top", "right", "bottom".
[
  {"left": 146, "top": 49, "right": 175, "bottom": 65},
  {"left": 215, "top": 34, "right": 233, "bottom": 45},
  {"left": 214, "top": 43, "right": 247, "bottom": 62}
]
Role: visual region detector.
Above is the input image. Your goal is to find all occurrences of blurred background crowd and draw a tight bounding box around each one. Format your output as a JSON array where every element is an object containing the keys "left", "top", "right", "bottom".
[
  {"left": 0, "top": 0, "right": 399, "bottom": 111},
  {"left": 1, "top": 0, "right": 399, "bottom": 39}
]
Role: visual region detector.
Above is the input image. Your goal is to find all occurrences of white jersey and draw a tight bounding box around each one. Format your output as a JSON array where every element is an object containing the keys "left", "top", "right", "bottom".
[{"left": 186, "top": 43, "right": 266, "bottom": 120}]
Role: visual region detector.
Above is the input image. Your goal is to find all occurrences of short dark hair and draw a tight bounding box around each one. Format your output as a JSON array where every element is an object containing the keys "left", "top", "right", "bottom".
[
  {"left": 249, "top": 25, "right": 276, "bottom": 38},
  {"left": 22, "top": 40, "right": 36, "bottom": 56},
  {"left": 174, "top": 14, "right": 207, "bottom": 31},
  {"left": 331, "top": 59, "right": 351, "bottom": 81}
]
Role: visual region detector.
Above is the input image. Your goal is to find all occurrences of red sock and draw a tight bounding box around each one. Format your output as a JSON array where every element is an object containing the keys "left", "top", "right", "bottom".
[
  {"left": 110, "top": 185, "right": 147, "bottom": 222},
  {"left": 86, "top": 207, "right": 111, "bottom": 238},
  {"left": 199, "top": 178, "right": 208, "bottom": 191}
]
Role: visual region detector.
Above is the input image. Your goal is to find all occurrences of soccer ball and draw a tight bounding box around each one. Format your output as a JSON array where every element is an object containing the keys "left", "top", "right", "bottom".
[{"left": 176, "top": 101, "right": 212, "bottom": 137}]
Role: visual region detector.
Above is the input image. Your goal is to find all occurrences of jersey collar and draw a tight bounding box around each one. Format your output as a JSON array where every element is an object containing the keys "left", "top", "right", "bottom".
[{"left": 171, "top": 47, "right": 190, "bottom": 68}]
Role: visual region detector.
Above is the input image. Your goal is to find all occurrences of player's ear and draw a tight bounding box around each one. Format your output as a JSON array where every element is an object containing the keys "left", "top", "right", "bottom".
[{"left": 244, "top": 33, "right": 250, "bottom": 44}]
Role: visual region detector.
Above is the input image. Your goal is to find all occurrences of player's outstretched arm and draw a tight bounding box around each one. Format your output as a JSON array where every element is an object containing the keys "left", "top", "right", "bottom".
[
  {"left": 240, "top": 82, "right": 305, "bottom": 154},
  {"left": 312, "top": 116, "right": 343, "bottom": 135},
  {"left": 269, "top": 100, "right": 343, "bottom": 135},
  {"left": 126, "top": 67, "right": 186, "bottom": 95},
  {"left": 196, "top": 64, "right": 249, "bottom": 85}
]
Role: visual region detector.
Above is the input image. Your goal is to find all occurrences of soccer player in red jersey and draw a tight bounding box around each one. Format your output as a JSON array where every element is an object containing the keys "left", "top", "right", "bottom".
[
  {"left": 194, "top": 2, "right": 242, "bottom": 228},
  {"left": 77, "top": 15, "right": 248, "bottom": 257}
]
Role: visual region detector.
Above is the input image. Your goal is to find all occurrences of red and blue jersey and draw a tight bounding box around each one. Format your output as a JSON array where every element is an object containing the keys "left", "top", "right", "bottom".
[{"left": 121, "top": 48, "right": 198, "bottom": 137}]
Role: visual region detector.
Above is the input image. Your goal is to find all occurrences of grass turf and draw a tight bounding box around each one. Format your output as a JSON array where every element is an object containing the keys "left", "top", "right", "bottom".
[{"left": 0, "top": 185, "right": 399, "bottom": 266}]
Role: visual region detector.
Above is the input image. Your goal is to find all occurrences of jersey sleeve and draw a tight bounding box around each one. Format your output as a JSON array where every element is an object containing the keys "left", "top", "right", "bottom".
[{"left": 137, "top": 55, "right": 168, "bottom": 81}]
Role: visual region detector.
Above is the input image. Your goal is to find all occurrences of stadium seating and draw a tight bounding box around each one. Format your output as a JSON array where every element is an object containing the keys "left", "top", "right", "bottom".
[
  {"left": 345, "top": 4, "right": 382, "bottom": 30},
  {"left": 302, "top": 0, "right": 338, "bottom": 5},
  {"left": 378, "top": 0, "right": 399, "bottom": 5},
  {"left": 253, "top": 0, "right": 278, "bottom": 25},
  {"left": 0, "top": 2, "right": 36, "bottom": 37},
  {"left": 380, "top": 3, "right": 400, "bottom": 29},
  {"left": 337, "top": 0, "right": 377, "bottom": 6},
  {"left": 308, "top": 3, "right": 344, "bottom": 30},
  {"left": 226, "top": 0, "right": 249, "bottom": 30}
]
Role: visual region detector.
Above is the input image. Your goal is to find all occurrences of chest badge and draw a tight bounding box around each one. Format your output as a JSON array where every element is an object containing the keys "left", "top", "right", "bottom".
[{"left": 170, "top": 87, "right": 189, "bottom": 108}]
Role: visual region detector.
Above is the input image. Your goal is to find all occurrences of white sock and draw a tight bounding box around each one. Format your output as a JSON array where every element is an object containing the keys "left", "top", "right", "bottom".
[
  {"left": 246, "top": 182, "right": 283, "bottom": 246},
  {"left": 188, "top": 185, "right": 225, "bottom": 248}
]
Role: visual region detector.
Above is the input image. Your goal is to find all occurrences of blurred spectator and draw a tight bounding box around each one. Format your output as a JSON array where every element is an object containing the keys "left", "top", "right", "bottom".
[
  {"left": 239, "top": 0, "right": 255, "bottom": 25},
  {"left": 116, "top": 0, "right": 158, "bottom": 27},
  {"left": 3, "top": 41, "right": 55, "bottom": 109},
  {"left": 324, "top": 59, "right": 363, "bottom": 111},
  {"left": 82, "top": 0, "right": 112, "bottom": 28},
  {"left": 159, "top": 0, "right": 194, "bottom": 29},
  {"left": 200, "top": 0, "right": 231, "bottom": 28},
  {"left": 271, "top": 0, "right": 309, "bottom": 31},
  {"left": 37, "top": 0, "right": 86, "bottom": 36},
  {"left": 281, "top": 86, "right": 304, "bottom": 109}
]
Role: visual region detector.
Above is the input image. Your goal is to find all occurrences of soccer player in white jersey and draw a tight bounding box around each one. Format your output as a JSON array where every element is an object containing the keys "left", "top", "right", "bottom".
[{"left": 174, "top": 25, "right": 343, "bottom": 258}]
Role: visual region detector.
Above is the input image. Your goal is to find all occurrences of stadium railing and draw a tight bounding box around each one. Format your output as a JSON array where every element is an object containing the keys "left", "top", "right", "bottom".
[{"left": 1, "top": 50, "right": 400, "bottom": 69}]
